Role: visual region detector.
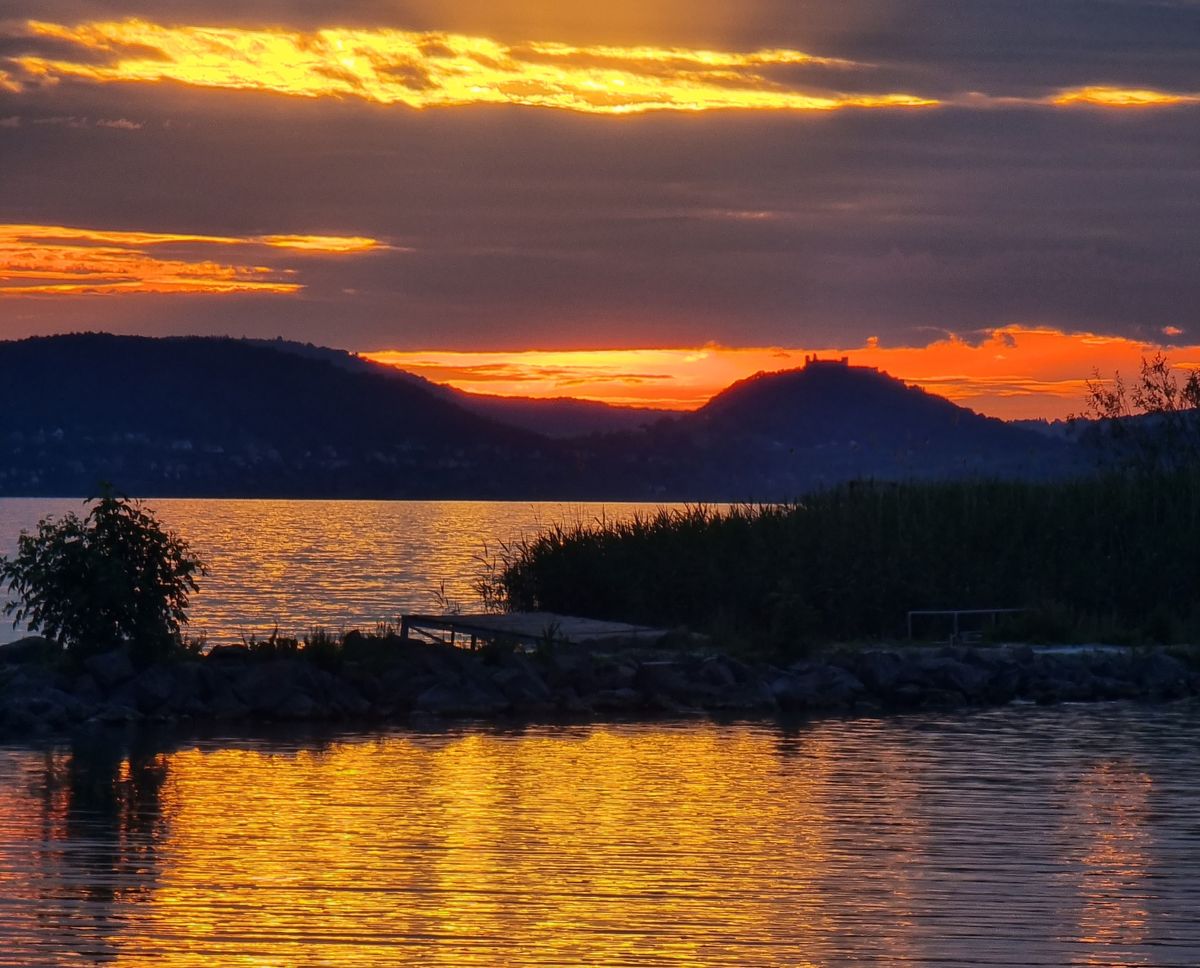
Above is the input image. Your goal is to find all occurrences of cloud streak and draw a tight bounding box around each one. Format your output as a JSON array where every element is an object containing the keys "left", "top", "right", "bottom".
[
  {"left": 4, "top": 19, "right": 939, "bottom": 114},
  {"left": 0, "top": 224, "right": 384, "bottom": 295},
  {"left": 1053, "top": 86, "right": 1200, "bottom": 107},
  {"left": 5, "top": 19, "right": 1196, "bottom": 116}
]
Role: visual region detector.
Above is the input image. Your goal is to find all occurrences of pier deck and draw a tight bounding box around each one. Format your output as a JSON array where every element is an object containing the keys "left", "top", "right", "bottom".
[{"left": 399, "top": 612, "right": 669, "bottom": 649}]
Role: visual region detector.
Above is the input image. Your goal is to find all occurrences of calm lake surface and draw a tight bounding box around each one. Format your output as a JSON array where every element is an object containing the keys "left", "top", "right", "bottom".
[
  {"left": 0, "top": 498, "right": 680, "bottom": 644},
  {"left": 1, "top": 706, "right": 1199, "bottom": 965},
  {"left": 2, "top": 499, "right": 1199, "bottom": 964}
]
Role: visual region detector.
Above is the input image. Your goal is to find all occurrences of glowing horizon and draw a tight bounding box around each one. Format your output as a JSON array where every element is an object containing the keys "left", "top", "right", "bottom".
[{"left": 365, "top": 326, "right": 1200, "bottom": 421}]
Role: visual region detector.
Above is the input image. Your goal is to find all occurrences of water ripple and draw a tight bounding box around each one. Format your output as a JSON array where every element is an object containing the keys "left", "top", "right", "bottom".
[{"left": 0, "top": 706, "right": 1198, "bottom": 965}]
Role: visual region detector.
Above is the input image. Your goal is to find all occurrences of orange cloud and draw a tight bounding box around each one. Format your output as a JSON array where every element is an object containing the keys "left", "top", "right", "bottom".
[
  {"left": 258, "top": 235, "right": 382, "bottom": 253},
  {"left": 7, "top": 20, "right": 1195, "bottom": 116},
  {"left": 8, "top": 19, "right": 937, "bottom": 115},
  {"left": 0, "top": 224, "right": 383, "bottom": 295},
  {"left": 1054, "top": 86, "right": 1200, "bottom": 107},
  {"left": 365, "top": 326, "right": 1200, "bottom": 420}
]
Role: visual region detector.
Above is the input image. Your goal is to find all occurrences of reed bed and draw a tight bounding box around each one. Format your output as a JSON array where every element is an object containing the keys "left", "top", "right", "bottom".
[{"left": 482, "top": 470, "right": 1200, "bottom": 648}]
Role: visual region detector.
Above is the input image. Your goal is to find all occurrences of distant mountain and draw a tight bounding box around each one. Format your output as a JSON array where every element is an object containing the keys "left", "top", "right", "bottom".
[
  {"left": 1010, "top": 418, "right": 1081, "bottom": 440},
  {"left": 594, "top": 359, "right": 1078, "bottom": 499},
  {"left": 0, "top": 335, "right": 1082, "bottom": 499},
  {"left": 0, "top": 333, "right": 558, "bottom": 498},
  {"left": 441, "top": 392, "right": 669, "bottom": 437}
]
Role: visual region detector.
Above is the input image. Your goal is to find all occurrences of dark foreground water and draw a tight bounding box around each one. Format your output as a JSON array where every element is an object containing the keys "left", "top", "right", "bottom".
[{"left": 1, "top": 703, "right": 1198, "bottom": 966}]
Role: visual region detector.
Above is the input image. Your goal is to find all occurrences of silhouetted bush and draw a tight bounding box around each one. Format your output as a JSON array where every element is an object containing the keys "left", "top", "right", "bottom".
[{"left": 0, "top": 490, "right": 206, "bottom": 662}]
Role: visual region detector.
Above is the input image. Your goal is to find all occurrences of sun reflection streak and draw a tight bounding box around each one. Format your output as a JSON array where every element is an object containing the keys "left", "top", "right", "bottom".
[
  {"left": 1, "top": 712, "right": 1196, "bottom": 964},
  {"left": 1066, "top": 761, "right": 1154, "bottom": 958},
  {"left": 103, "top": 728, "right": 852, "bottom": 965}
]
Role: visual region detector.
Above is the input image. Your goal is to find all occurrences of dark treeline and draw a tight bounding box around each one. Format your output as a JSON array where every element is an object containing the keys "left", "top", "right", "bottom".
[{"left": 487, "top": 470, "right": 1200, "bottom": 649}]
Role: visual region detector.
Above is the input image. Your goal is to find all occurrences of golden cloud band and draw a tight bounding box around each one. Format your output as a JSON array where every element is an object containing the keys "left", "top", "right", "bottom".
[
  {"left": 0, "top": 224, "right": 383, "bottom": 295},
  {"left": 9, "top": 19, "right": 933, "bottom": 114},
  {"left": 2, "top": 20, "right": 1194, "bottom": 116}
]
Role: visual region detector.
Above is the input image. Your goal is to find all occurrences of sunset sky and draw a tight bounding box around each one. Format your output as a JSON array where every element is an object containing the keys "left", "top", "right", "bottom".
[{"left": 1, "top": 1, "right": 1197, "bottom": 419}]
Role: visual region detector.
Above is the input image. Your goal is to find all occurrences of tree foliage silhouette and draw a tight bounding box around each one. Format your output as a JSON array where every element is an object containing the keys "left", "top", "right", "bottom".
[
  {"left": 0, "top": 489, "right": 206, "bottom": 661},
  {"left": 1082, "top": 353, "right": 1200, "bottom": 469}
]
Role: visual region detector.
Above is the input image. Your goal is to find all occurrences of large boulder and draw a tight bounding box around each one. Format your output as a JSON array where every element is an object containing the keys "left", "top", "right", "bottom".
[
  {"left": 705, "top": 678, "right": 778, "bottom": 712},
  {"left": 92, "top": 702, "right": 141, "bottom": 724},
  {"left": 70, "top": 673, "right": 103, "bottom": 706},
  {"left": 590, "top": 687, "right": 642, "bottom": 712},
  {"left": 850, "top": 651, "right": 906, "bottom": 694},
  {"left": 274, "top": 691, "right": 320, "bottom": 720},
  {"left": 133, "top": 664, "right": 178, "bottom": 714},
  {"left": 1, "top": 686, "right": 81, "bottom": 730},
  {"left": 1135, "top": 650, "right": 1196, "bottom": 698},
  {"left": 83, "top": 649, "right": 135, "bottom": 690},
  {"left": 206, "top": 644, "right": 251, "bottom": 663},
  {"left": 233, "top": 660, "right": 321, "bottom": 715},
  {"left": 323, "top": 677, "right": 373, "bottom": 718},
  {"left": 376, "top": 667, "right": 441, "bottom": 707},
  {"left": 633, "top": 662, "right": 690, "bottom": 700},
  {"left": 538, "top": 647, "right": 598, "bottom": 694},
  {"left": 491, "top": 664, "right": 554, "bottom": 710},
  {"left": 593, "top": 659, "right": 638, "bottom": 691},
  {"left": 964, "top": 649, "right": 1024, "bottom": 702},
  {"left": 915, "top": 654, "right": 993, "bottom": 701},
  {"left": 0, "top": 636, "right": 59, "bottom": 665},
  {"left": 165, "top": 662, "right": 211, "bottom": 717},
  {"left": 698, "top": 656, "right": 740, "bottom": 689},
  {"left": 774, "top": 662, "right": 866, "bottom": 711},
  {"left": 206, "top": 679, "right": 250, "bottom": 719},
  {"left": 413, "top": 681, "right": 508, "bottom": 717}
]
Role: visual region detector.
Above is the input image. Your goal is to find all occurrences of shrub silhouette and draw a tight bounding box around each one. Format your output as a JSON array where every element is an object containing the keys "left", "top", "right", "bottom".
[{"left": 0, "top": 490, "right": 206, "bottom": 662}]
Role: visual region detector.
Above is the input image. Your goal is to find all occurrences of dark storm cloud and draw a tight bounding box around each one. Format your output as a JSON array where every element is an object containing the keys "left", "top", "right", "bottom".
[{"left": 0, "top": 1, "right": 1197, "bottom": 351}]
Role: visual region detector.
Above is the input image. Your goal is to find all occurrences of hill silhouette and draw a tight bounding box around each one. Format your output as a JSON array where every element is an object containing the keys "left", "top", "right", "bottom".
[
  {"left": 582, "top": 358, "right": 1075, "bottom": 499},
  {"left": 701, "top": 358, "right": 1021, "bottom": 447},
  {"left": 0, "top": 333, "right": 553, "bottom": 497},
  {"left": 0, "top": 334, "right": 1077, "bottom": 498}
]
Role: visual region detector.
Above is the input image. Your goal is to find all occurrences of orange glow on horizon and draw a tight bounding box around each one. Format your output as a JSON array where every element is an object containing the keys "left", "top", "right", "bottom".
[
  {"left": 0, "top": 224, "right": 384, "bottom": 296},
  {"left": 365, "top": 326, "right": 1200, "bottom": 421},
  {"left": 7, "top": 19, "right": 939, "bottom": 115}
]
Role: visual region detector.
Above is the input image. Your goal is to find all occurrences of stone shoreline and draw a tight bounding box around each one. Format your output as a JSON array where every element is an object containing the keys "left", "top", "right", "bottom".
[{"left": 1, "top": 634, "right": 1198, "bottom": 735}]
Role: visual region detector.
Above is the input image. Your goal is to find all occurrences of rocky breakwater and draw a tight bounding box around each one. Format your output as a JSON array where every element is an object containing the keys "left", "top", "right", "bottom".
[{"left": 0, "top": 634, "right": 1198, "bottom": 734}]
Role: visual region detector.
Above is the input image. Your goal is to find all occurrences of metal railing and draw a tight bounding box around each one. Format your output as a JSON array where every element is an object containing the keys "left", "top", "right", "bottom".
[{"left": 906, "top": 608, "right": 1026, "bottom": 644}]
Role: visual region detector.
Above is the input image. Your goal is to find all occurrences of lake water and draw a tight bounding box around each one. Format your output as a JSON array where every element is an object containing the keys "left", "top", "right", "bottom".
[
  {"left": 0, "top": 498, "right": 678, "bottom": 644},
  {"left": 1, "top": 705, "right": 1198, "bottom": 965}
]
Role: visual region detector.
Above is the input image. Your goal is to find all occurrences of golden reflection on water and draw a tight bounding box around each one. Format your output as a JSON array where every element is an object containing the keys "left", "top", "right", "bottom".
[
  {"left": 114, "top": 728, "right": 846, "bottom": 966},
  {"left": 1068, "top": 762, "right": 1153, "bottom": 962},
  {"left": 2, "top": 710, "right": 1199, "bottom": 965}
]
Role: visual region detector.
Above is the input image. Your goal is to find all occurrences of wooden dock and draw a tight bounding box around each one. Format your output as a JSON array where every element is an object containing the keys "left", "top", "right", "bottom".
[{"left": 399, "top": 612, "right": 669, "bottom": 649}]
